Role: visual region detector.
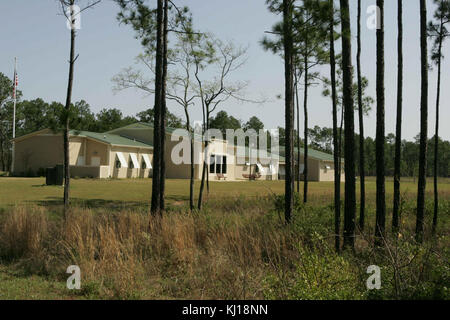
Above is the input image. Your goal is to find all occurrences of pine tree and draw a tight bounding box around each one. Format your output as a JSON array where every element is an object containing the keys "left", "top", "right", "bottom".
[{"left": 339, "top": 0, "right": 356, "bottom": 249}]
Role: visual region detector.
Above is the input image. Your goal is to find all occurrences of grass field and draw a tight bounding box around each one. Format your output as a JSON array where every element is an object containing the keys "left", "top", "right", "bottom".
[
  {"left": 1, "top": 176, "right": 449, "bottom": 210},
  {"left": 0, "top": 177, "right": 448, "bottom": 300}
]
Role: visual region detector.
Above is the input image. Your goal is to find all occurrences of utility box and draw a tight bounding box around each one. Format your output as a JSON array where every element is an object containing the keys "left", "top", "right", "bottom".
[
  {"left": 46, "top": 167, "right": 56, "bottom": 185},
  {"left": 46, "top": 165, "right": 64, "bottom": 186},
  {"left": 55, "top": 164, "right": 64, "bottom": 186}
]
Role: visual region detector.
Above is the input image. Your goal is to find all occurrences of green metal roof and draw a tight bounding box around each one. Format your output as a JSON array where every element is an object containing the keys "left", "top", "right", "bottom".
[
  {"left": 104, "top": 123, "right": 334, "bottom": 162},
  {"left": 108, "top": 122, "right": 217, "bottom": 141},
  {"left": 234, "top": 146, "right": 285, "bottom": 161},
  {"left": 277, "top": 146, "right": 337, "bottom": 162},
  {"left": 70, "top": 130, "right": 153, "bottom": 149}
]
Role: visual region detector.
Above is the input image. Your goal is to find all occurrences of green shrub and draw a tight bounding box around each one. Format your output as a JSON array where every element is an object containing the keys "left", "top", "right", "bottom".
[
  {"left": 273, "top": 192, "right": 304, "bottom": 213},
  {"left": 263, "top": 243, "right": 364, "bottom": 300}
]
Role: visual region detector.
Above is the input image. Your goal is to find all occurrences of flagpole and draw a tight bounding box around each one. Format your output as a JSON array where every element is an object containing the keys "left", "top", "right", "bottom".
[{"left": 11, "top": 57, "right": 17, "bottom": 174}]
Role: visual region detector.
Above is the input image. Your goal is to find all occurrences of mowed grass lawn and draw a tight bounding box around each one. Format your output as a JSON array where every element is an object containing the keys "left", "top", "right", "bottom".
[{"left": 0, "top": 176, "right": 449, "bottom": 210}]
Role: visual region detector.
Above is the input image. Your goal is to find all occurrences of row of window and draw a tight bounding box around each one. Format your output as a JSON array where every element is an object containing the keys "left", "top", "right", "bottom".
[
  {"left": 115, "top": 159, "right": 150, "bottom": 169},
  {"left": 114, "top": 154, "right": 232, "bottom": 174}
]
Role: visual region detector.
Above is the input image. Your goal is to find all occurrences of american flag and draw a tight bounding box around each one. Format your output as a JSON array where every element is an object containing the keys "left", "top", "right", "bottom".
[{"left": 12, "top": 69, "right": 18, "bottom": 99}]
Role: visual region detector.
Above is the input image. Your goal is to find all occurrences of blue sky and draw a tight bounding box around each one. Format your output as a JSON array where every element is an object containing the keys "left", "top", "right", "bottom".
[{"left": 0, "top": 0, "right": 448, "bottom": 141}]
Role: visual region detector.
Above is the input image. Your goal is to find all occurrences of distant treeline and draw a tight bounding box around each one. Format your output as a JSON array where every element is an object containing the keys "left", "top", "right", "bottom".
[{"left": 1, "top": 96, "right": 448, "bottom": 178}]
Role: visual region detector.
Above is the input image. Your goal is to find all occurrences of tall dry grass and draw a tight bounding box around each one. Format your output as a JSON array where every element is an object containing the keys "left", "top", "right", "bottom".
[
  {"left": 0, "top": 196, "right": 302, "bottom": 299},
  {"left": 0, "top": 195, "right": 448, "bottom": 299}
]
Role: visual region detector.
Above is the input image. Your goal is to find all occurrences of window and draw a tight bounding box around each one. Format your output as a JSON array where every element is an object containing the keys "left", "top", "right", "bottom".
[
  {"left": 77, "top": 156, "right": 85, "bottom": 166},
  {"left": 91, "top": 157, "right": 101, "bottom": 167},
  {"left": 142, "top": 154, "right": 152, "bottom": 169},
  {"left": 210, "top": 155, "right": 216, "bottom": 173},
  {"left": 129, "top": 160, "right": 134, "bottom": 169},
  {"left": 215, "top": 156, "right": 222, "bottom": 174},
  {"left": 115, "top": 152, "right": 128, "bottom": 168},
  {"left": 129, "top": 153, "right": 139, "bottom": 169},
  {"left": 210, "top": 154, "right": 227, "bottom": 174},
  {"left": 222, "top": 156, "right": 227, "bottom": 174},
  {"left": 115, "top": 160, "right": 121, "bottom": 169}
]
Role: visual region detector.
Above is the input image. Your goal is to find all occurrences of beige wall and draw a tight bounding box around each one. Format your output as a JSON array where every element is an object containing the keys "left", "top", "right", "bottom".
[
  {"left": 318, "top": 160, "right": 345, "bottom": 182},
  {"left": 14, "top": 134, "right": 64, "bottom": 174},
  {"left": 85, "top": 139, "right": 108, "bottom": 166},
  {"left": 69, "top": 137, "right": 83, "bottom": 165},
  {"left": 70, "top": 166, "right": 105, "bottom": 179}
]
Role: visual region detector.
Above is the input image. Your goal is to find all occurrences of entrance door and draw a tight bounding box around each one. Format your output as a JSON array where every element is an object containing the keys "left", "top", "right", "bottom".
[{"left": 91, "top": 157, "right": 101, "bottom": 166}]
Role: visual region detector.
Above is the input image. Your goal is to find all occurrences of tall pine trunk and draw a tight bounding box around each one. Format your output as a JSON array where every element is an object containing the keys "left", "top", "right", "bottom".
[
  {"left": 159, "top": 0, "right": 168, "bottom": 212},
  {"left": 63, "top": 3, "right": 76, "bottom": 219},
  {"left": 184, "top": 108, "right": 195, "bottom": 211},
  {"left": 393, "top": 0, "right": 403, "bottom": 233},
  {"left": 206, "top": 117, "right": 210, "bottom": 193},
  {"left": 283, "top": 0, "right": 294, "bottom": 224},
  {"left": 197, "top": 140, "right": 208, "bottom": 210},
  {"left": 295, "top": 71, "right": 301, "bottom": 194},
  {"left": 416, "top": 0, "right": 428, "bottom": 243},
  {"left": 340, "top": 0, "right": 356, "bottom": 249},
  {"left": 375, "top": 0, "right": 386, "bottom": 246},
  {"left": 150, "top": 0, "right": 164, "bottom": 216},
  {"left": 432, "top": 29, "right": 443, "bottom": 234},
  {"left": 357, "top": 0, "right": 366, "bottom": 231},
  {"left": 303, "top": 54, "right": 309, "bottom": 203},
  {"left": 329, "top": 0, "right": 340, "bottom": 252}
]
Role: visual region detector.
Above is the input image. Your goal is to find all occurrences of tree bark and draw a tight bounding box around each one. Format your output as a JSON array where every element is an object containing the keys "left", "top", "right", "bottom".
[
  {"left": 303, "top": 53, "right": 309, "bottom": 204},
  {"left": 393, "top": 0, "right": 403, "bottom": 233},
  {"left": 340, "top": 0, "right": 356, "bottom": 250},
  {"left": 433, "top": 28, "right": 443, "bottom": 235},
  {"left": 416, "top": 0, "right": 428, "bottom": 243},
  {"left": 375, "top": 0, "right": 386, "bottom": 246},
  {"left": 295, "top": 71, "right": 301, "bottom": 194},
  {"left": 196, "top": 71, "right": 207, "bottom": 210},
  {"left": 63, "top": 2, "right": 76, "bottom": 219},
  {"left": 206, "top": 116, "right": 210, "bottom": 193},
  {"left": 197, "top": 141, "right": 208, "bottom": 210},
  {"left": 357, "top": 0, "right": 366, "bottom": 231},
  {"left": 150, "top": 0, "right": 164, "bottom": 216},
  {"left": 329, "top": 0, "right": 340, "bottom": 253},
  {"left": 184, "top": 108, "right": 195, "bottom": 211},
  {"left": 283, "top": 0, "right": 294, "bottom": 224},
  {"left": 159, "top": 0, "right": 168, "bottom": 213}
]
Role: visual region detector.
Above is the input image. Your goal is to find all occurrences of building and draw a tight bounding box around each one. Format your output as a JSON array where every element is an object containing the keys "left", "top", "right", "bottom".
[
  {"left": 277, "top": 146, "right": 344, "bottom": 182},
  {"left": 12, "top": 123, "right": 341, "bottom": 182},
  {"left": 12, "top": 128, "right": 153, "bottom": 179}
]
